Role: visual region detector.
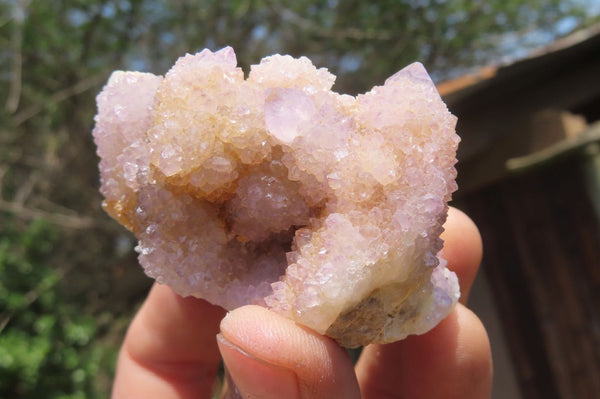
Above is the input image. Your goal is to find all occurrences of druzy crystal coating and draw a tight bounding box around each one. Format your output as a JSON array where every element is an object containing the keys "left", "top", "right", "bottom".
[{"left": 92, "top": 47, "right": 460, "bottom": 347}]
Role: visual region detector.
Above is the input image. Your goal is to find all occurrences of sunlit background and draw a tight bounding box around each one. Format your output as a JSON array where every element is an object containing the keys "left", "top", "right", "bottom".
[{"left": 1, "top": 1, "right": 599, "bottom": 398}]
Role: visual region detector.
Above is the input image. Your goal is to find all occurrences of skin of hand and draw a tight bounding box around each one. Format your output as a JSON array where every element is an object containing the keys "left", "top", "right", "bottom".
[{"left": 111, "top": 207, "right": 492, "bottom": 399}]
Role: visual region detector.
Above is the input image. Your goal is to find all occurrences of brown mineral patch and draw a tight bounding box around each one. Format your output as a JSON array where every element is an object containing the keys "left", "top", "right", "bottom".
[
  {"left": 326, "top": 293, "right": 387, "bottom": 348},
  {"left": 326, "top": 277, "right": 426, "bottom": 348}
]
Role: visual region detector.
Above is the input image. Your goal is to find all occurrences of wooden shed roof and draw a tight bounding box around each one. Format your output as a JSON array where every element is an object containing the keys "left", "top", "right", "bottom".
[
  {"left": 438, "top": 23, "right": 600, "bottom": 108},
  {"left": 437, "top": 24, "right": 600, "bottom": 193}
]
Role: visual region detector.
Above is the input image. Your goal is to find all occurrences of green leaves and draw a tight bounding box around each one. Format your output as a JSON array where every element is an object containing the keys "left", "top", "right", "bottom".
[{"left": 0, "top": 218, "right": 117, "bottom": 399}]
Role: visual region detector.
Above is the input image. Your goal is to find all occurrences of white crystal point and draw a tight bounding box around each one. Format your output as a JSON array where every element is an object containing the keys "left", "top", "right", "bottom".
[
  {"left": 92, "top": 47, "right": 460, "bottom": 347},
  {"left": 265, "top": 88, "right": 316, "bottom": 144},
  {"left": 182, "top": 46, "right": 238, "bottom": 69},
  {"left": 210, "top": 46, "right": 237, "bottom": 65},
  {"left": 385, "top": 61, "right": 435, "bottom": 87}
]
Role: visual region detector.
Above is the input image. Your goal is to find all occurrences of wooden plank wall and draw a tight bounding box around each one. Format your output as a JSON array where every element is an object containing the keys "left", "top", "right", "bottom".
[{"left": 463, "top": 157, "right": 600, "bottom": 398}]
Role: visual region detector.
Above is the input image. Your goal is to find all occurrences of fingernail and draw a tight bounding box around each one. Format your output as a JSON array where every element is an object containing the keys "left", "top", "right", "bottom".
[
  {"left": 221, "top": 366, "right": 243, "bottom": 399},
  {"left": 217, "top": 333, "right": 300, "bottom": 399}
]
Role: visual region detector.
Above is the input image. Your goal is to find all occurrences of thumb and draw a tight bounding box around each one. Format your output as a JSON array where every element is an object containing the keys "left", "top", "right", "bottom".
[{"left": 217, "top": 305, "right": 360, "bottom": 399}]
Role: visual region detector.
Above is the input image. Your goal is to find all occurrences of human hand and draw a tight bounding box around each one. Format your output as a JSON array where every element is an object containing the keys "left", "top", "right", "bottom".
[{"left": 111, "top": 207, "right": 492, "bottom": 398}]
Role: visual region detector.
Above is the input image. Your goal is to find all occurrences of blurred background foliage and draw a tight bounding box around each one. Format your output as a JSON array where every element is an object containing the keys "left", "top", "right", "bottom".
[{"left": 0, "top": 0, "right": 599, "bottom": 397}]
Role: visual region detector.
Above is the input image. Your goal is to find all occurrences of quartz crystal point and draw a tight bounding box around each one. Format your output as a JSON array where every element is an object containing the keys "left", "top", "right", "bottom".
[{"left": 92, "top": 47, "right": 460, "bottom": 347}]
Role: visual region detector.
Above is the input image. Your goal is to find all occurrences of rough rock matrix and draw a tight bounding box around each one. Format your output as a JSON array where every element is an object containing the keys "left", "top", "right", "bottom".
[{"left": 92, "top": 47, "right": 460, "bottom": 347}]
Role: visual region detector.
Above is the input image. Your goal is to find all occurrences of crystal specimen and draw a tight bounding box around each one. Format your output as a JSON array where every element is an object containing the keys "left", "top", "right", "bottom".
[{"left": 92, "top": 47, "right": 460, "bottom": 347}]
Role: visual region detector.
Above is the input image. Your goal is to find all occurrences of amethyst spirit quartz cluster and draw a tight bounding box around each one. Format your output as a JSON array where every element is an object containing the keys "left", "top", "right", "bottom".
[{"left": 92, "top": 47, "right": 460, "bottom": 348}]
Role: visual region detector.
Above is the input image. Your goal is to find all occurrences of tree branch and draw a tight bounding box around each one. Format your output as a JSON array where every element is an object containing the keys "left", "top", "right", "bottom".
[
  {"left": 267, "top": 1, "right": 393, "bottom": 41},
  {"left": 0, "top": 263, "right": 73, "bottom": 334},
  {"left": 13, "top": 171, "right": 39, "bottom": 205},
  {"left": 13, "top": 73, "right": 106, "bottom": 126},
  {"left": 0, "top": 199, "right": 99, "bottom": 230},
  {"left": 79, "top": 0, "right": 110, "bottom": 64},
  {"left": 4, "top": 0, "right": 30, "bottom": 114},
  {"left": 0, "top": 166, "right": 6, "bottom": 199}
]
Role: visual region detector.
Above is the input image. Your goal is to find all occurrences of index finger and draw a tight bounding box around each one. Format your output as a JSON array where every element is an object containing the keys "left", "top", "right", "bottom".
[
  {"left": 441, "top": 206, "right": 483, "bottom": 303},
  {"left": 112, "top": 284, "right": 226, "bottom": 399},
  {"left": 355, "top": 206, "right": 492, "bottom": 399}
]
